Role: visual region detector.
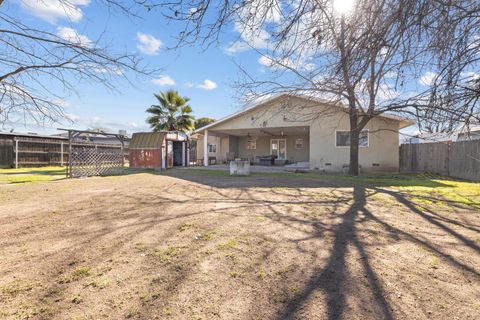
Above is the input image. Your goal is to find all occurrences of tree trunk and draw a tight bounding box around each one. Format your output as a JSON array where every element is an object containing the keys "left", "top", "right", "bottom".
[{"left": 349, "top": 113, "right": 360, "bottom": 176}]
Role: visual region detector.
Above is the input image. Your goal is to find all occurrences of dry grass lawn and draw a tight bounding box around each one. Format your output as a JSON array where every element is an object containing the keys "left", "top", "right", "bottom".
[{"left": 0, "top": 169, "right": 479, "bottom": 319}]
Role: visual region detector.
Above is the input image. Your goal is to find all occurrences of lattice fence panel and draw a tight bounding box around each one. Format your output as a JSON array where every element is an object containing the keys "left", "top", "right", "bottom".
[{"left": 70, "top": 145, "right": 124, "bottom": 177}]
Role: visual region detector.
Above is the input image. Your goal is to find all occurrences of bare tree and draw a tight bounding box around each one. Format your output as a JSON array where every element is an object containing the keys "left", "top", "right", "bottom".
[
  {"left": 152, "top": 0, "right": 439, "bottom": 174},
  {"left": 415, "top": 0, "right": 480, "bottom": 133},
  {"left": 0, "top": 0, "right": 154, "bottom": 127}
]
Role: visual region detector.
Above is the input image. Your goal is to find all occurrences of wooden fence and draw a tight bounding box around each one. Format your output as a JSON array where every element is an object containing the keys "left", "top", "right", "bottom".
[
  {"left": 0, "top": 140, "right": 13, "bottom": 168},
  {"left": 0, "top": 138, "right": 128, "bottom": 168},
  {"left": 400, "top": 140, "right": 480, "bottom": 181}
]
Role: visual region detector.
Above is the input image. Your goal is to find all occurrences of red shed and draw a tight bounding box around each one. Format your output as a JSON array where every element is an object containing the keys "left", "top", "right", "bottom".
[{"left": 129, "top": 131, "right": 189, "bottom": 170}]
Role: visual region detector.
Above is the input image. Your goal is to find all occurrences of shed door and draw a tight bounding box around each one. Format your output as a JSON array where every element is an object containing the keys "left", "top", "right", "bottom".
[{"left": 167, "top": 141, "right": 174, "bottom": 168}]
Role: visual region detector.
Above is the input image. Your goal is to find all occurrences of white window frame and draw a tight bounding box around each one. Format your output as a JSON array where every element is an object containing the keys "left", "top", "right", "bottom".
[
  {"left": 208, "top": 144, "right": 217, "bottom": 153},
  {"left": 335, "top": 130, "right": 369, "bottom": 148},
  {"left": 295, "top": 138, "right": 304, "bottom": 149}
]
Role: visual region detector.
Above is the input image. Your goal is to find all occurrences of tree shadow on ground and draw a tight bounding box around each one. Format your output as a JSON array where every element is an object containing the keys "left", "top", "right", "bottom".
[
  {"left": 160, "top": 169, "right": 479, "bottom": 319},
  {"left": 159, "top": 168, "right": 450, "bottom": 189},
  {"left": 2, "top": 170, "right": 479, "bottom": 319},
  {"left": 274, "top": 185, "right": 394, "bottom": 320}
]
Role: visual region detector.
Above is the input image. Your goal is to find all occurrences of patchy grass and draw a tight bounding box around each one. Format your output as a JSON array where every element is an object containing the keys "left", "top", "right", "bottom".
[
  {"left": 154, "top": 246, "right": 182, "bottom": 263},
  {"left": 0, "top": 280, "right": 34, "bottom": 296},
  {"left": 178, "top": 222, "right": 195, "bottom": 232},
  {"left": 1, "top": 170, "right": 479, "bottom": 319},
  {"left": 183, "top": 169, "right": 480, "bottom": 208},
  {"left": 0, "top": 166, "right": 65, "bottom": 184},
  {"left": 59, "top": 267, "right": 91, "bottom": 284},
  {"left": 217, "top": 239, "right": 237, "bottom": 250},
  {"left": 198, "top": 230, "right": 216, "bottom": 241}
]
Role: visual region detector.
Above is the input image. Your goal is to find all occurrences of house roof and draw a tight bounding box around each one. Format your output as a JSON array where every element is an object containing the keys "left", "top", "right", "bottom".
[
  {"left": 130, "top": 132, "right": 165, "bottom": 149},
  {"left": 194, "top": 93, "right": 416, "bottom": 134}
]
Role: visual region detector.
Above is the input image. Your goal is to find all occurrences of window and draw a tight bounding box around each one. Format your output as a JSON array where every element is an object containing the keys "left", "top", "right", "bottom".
[
  {"left": 336, "top": 130, "right": 369, "bottom": 147},
  {"left": 208, "top": 144, "right": 217, "bottom": 153},
  {"left": 246, "top": 139, "right": 256, "bottom": 150},
  {"left": 295, "top": 138, "right": 304, "bottom": 149}
]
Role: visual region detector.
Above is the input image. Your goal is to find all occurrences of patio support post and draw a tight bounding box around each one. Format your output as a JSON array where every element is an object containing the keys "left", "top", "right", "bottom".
[
  {"left": 182, "top": 141, "right": 186, "bottom": 166},
  {"left": 204, "top": 130, "right": 209, "bottom": 166}
]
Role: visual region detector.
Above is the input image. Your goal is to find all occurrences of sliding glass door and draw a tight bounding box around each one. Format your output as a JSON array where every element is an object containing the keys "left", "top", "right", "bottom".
[{"left": 271, "top": 139, "right": 286, "bottom": 160}]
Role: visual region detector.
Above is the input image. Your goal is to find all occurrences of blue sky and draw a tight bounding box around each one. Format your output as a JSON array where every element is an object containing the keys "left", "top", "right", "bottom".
[
  {"left": 6, "top": 0, "right": 264, "bottom": 134},
  {"left": 4, "top": 0, "right": 434, "bottom": 138}
]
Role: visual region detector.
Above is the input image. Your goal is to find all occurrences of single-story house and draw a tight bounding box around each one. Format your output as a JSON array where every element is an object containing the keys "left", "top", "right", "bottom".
[
  {"left": 129, "top": 131, "right": 189, "bottom": 170},
  {"left": 193, "top": 94, "right": 414, "bottom": 172}
]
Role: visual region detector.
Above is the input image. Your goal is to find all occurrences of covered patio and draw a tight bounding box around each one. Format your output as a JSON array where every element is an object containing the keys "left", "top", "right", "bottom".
[
  {"left": 197, "top": 125, "right": 310, "bottom": 167},
  {"left": 182, "top": 162, "right": 310, "bottom": 173}
]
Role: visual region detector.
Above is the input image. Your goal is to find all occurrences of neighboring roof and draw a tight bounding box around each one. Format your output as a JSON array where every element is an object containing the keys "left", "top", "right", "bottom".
[
  {"left": 129, "top": 132, "right": 165, "bottom": 149},
  {"left": 410, "top": 124, "right": 480, "bottom": 143},
  {"left": 0, "top": 131, "right": 68, "bottom": 140},
  {"left": 194, "top": 93, "right": 416, "bottom": 134}
]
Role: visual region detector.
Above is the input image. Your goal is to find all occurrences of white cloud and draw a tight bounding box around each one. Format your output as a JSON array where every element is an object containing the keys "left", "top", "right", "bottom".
[
  {"left": 152, "top": 76, "right": 176, "bottom": 86},
  {"left": 461, "top": 71, "right": 480, "bottom": 80},
  {"left": 65, "top": 114, "right": 148, "bottom": 132},
  {"left": 57, "top": 27, "right": 92, "bottom": 47},
  {"left": 258, "top": 56, "right": 273, "bottom": 67},
  {"left": 376, "top": 82, "right": 401, "bottom": 104},
  {"left": 419, "top": 71, "right": 437, "bottom": 86},
  {"left": 223, "top": 0, "right": 282, "bottom": 55},
  {"left": 20, "top": 0, "right": 90, "bottom": 23},
  {"left": 197, "top": 80, "right": 217, "bottom": 90},
  {"left": 224, "top": 41, "right": 251, "bottom": 55},
  {"left": 52, "top": 98, "right": 71, "bottom": 108},
  {"left": 258, "top": 55, "right": 315, "bottom": 71},
  {"left": 65, "top": 113, "right": 80, "bottom": 121},
  {"left": 136, "top": 33, "right": 162, "bottom": 55}
]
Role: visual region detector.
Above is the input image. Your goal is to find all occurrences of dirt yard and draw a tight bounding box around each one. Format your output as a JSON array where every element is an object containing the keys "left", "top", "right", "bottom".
[{"left": 0, "top": 169, "right": 479, "bottom": 320}]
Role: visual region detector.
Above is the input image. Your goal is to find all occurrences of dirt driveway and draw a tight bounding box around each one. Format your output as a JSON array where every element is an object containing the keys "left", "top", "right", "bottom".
[{"left": 0, "top": 170, "right": 479, "bottom": 319}]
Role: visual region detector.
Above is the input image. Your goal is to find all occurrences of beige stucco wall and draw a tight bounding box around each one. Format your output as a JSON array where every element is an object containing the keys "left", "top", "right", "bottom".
[
  {"left": 196, "top": 135, "right": 230, "bottom": 163},
  {"left": 198, "top": 95, "right": 402, "bottom": 172},
  {"left": 211, "top": 96, "right": 320, "bottom": 130},
  {"left": 309, "top": 114, "right": 400, "bottom": 172}
]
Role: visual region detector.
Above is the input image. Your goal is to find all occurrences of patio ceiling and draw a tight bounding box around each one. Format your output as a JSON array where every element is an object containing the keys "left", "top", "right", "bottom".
[{"left": 208, "top": 126, "right": 310, "bottom": 137}]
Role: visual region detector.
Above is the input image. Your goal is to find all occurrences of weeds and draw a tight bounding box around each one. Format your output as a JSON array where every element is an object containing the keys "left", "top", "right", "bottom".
[
  {"left": 198, "top": 230, "right": 216, "bottom": 241},
  {"left": 0, "top": 280, "right": 33, "bottom": 296},
  {"left": 178, "top": 222, "right": 195, "bottom": 232},
  {"left": 59, "top": 267, "right": 91, "bottom": 284},
  {"left": 154, "top": 246, "right": 182, "bottom": 263},
  {"left": 218, "top": 239, "right": 237, "bottom": 250}
]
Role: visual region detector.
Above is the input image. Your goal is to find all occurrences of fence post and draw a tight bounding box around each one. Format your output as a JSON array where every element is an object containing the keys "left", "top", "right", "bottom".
[
  {"left": 14, "top": 139, "right": 19, "bottom": 169},
  {"left": 446, "top": 141, "right": 452, "bottom": 177},
  {"left": 121, "top": 140, "right": 125, "bottom": 170},
  {"left": 68, "top": 131, "right": 72, "bottom": 178},
  {"left": 60, "top": 142, "right": 64, "bottom": 166}
]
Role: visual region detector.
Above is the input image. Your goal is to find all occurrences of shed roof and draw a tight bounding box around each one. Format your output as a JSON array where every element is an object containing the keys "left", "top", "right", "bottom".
[{"left": 130, "top": 132, "right": 165, "bottom": 149}]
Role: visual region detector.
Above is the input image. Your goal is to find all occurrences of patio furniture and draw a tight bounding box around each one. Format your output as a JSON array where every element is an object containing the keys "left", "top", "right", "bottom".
[
  {"left": 274, "top": 158, "right": 288, "bottom": 166},
  {"left": 226, "top": 152, "right": 235, "bottom": 163},
  {"left": 208, "top": 156, "right": 216, "bottom": 165},
  {"left": 258, "top": 155, "right": 275, "bottom": 166}
]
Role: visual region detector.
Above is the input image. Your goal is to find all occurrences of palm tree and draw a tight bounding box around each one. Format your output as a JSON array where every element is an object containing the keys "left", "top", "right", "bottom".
[
  {"left": 195, "top": 117, "right": 216, "bottom": 129},
  {"left": 146, "top": 90, "right": 195, "bottom": 132}
]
